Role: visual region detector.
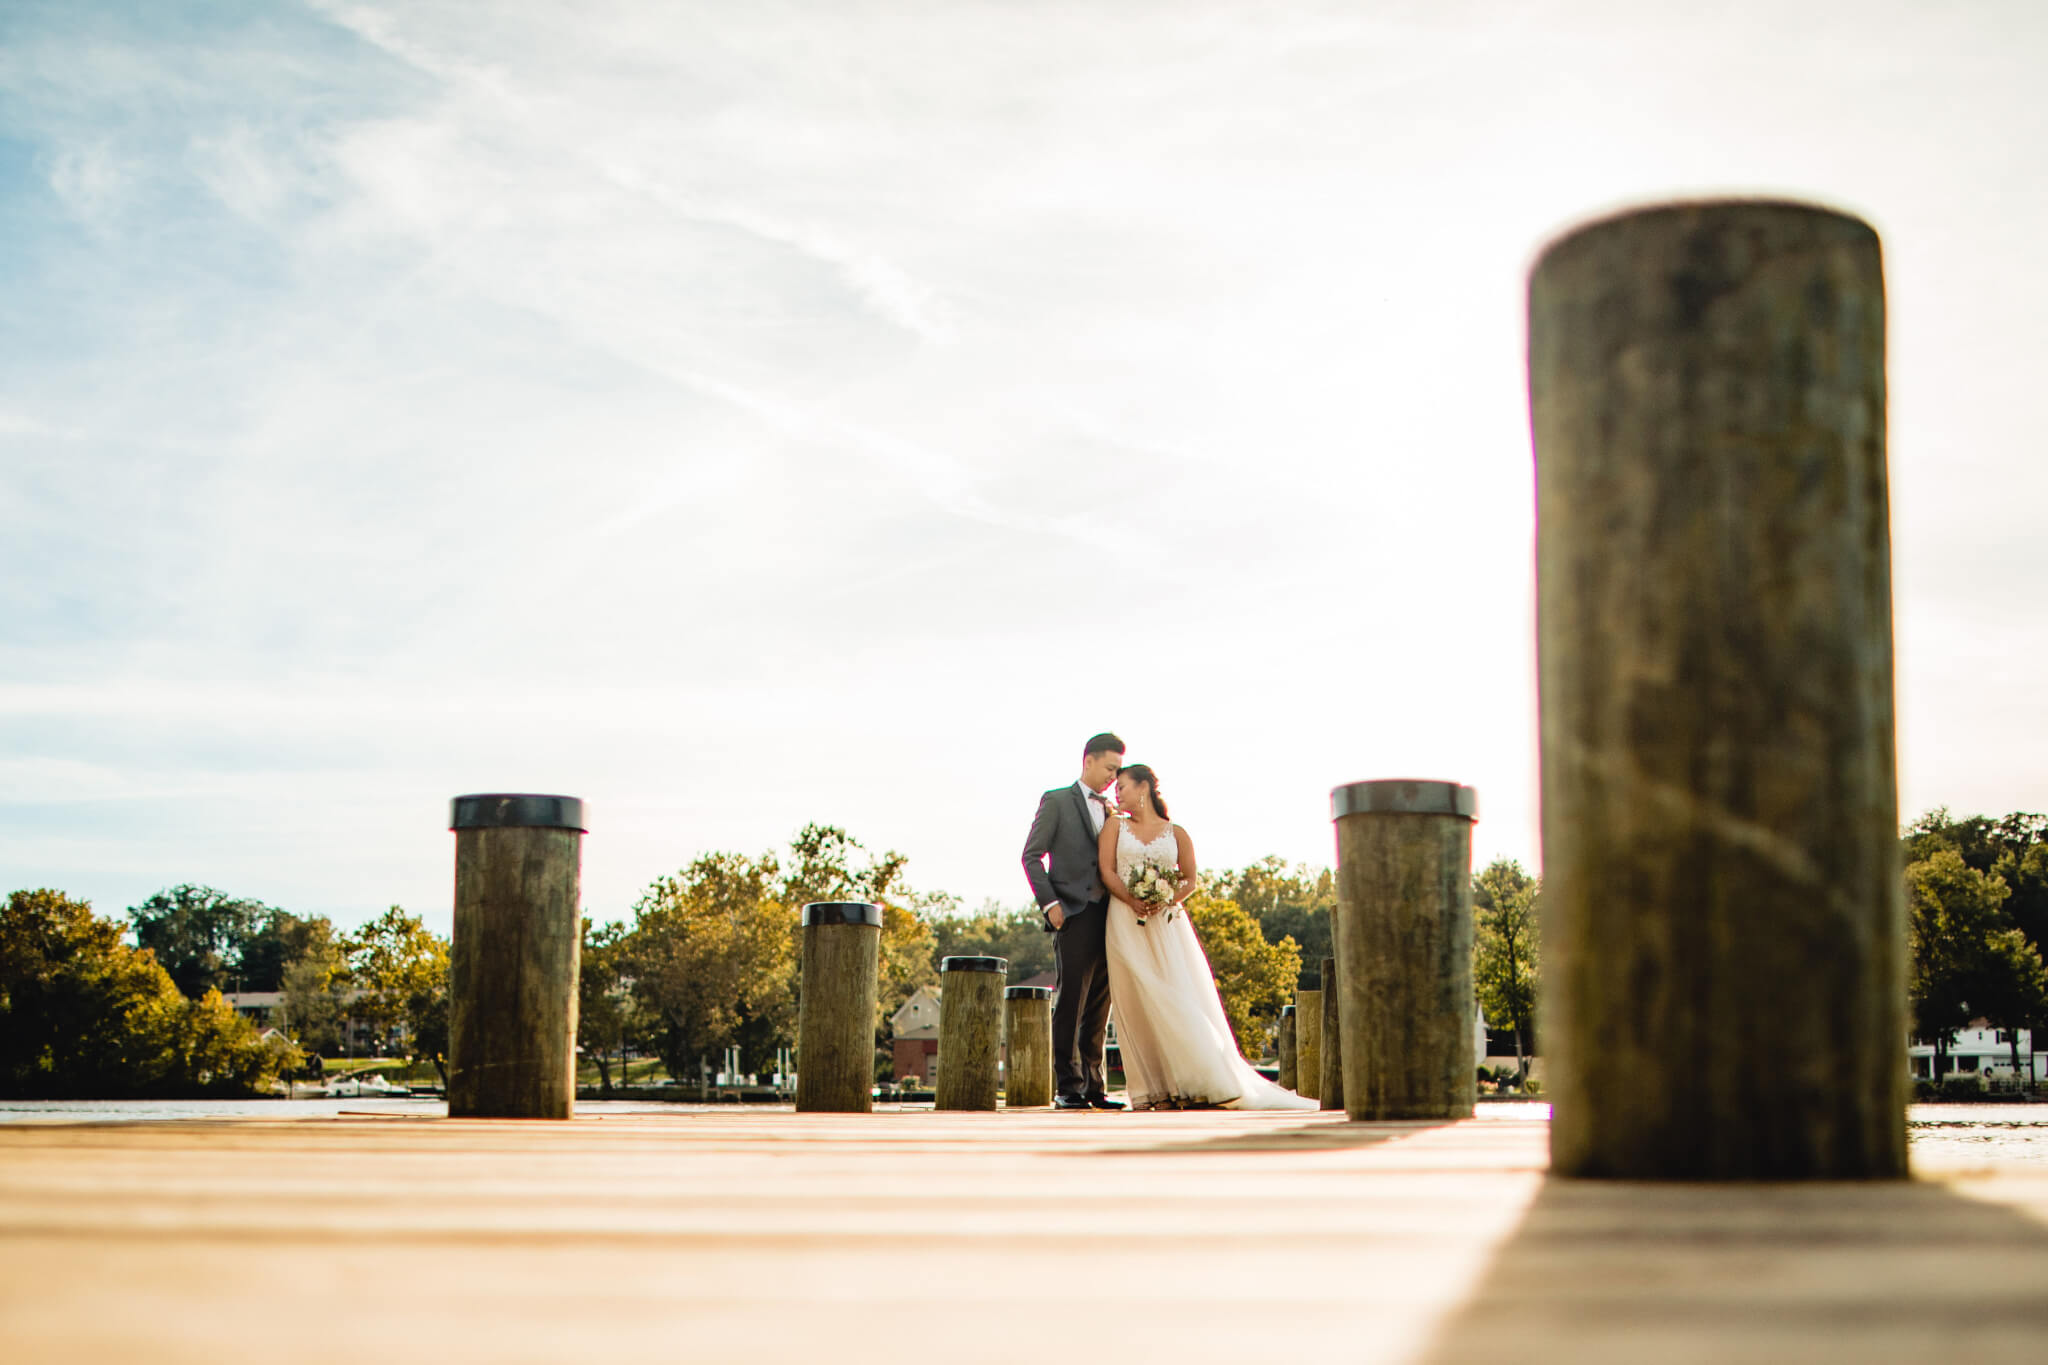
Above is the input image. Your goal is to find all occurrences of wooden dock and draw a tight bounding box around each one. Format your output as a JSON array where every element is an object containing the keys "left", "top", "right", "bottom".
[{"left": 4, "top": 1107, "right": 2046, "bottom": 1362}]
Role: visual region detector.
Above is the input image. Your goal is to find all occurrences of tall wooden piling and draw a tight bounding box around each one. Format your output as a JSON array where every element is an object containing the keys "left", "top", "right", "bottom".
[
  {"left": 1319, "top": 957, "right": 1344, "bottom": 1111},
  {"left": 1331, "top": 780, "right": 1478, "bottom": 1121},
  {"left": 447, "top": 794, "right": 585, "bottom": 1119},
  {"left": 936, "top": 956, "right": 1006, "bottom": 1111},
  {"left": 796, "top": 902, "right": 882, "bottom": 1113},
  {"left": 1294, "top": 988, "right": 1322, "bottom": 1102},
  {"left": 1278, "top": 1004, "right": 1298, "bottom": 1091},
  {"left": 1002, "top": 985, "right": 1054, "bottom": 1108},
  {"left": 1529, "top": 200, "right": 1906, "bottom": 1180}
]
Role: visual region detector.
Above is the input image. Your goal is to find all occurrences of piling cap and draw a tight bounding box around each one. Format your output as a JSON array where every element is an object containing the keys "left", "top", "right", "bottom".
[
  {"left": 1330, "top": 779, "right": 1478, "bottom": 822},
  {"left": 940, "top": 955, "right": 1008, "bottom": 975},
  {"left": 1005, "top": 985, "right": 1052, "bottom": 999},
  {"left": 1281, "top": 1004, "right": 1295, "bottom": 1019},
  {"left": 450, "top": 794, "right": 587, "bottom": 832},
  {"left": 802, "top": 902, "right": 883, "bottom": 928}
]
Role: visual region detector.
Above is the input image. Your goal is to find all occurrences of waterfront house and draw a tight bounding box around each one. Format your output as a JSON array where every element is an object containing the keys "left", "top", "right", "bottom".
[
  {"left": 891, "top": 985, "right": 941, "bottom": 1082},
  {"left": 1908, "top": 1023, "right": 2045, "bottom": 1085}
]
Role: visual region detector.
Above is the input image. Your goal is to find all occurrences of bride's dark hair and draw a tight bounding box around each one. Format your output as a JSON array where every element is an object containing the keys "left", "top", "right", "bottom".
[{"left": 1120, "top": 763, "right": 1170, "bottom": 819}]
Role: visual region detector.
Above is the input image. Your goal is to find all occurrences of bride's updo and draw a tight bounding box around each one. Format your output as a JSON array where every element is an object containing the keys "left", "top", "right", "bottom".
[{"left": 1121, "top": 763, "right": 1170, "bottom": 819}]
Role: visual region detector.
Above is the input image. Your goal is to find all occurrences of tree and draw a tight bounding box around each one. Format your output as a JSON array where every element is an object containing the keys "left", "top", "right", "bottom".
[
  {"left": 1906, "top": 850, "right": 2047, "bottom": 1079},
  {"left": 127, "top": 884, "right": 276, "bottom": 998},
  {"left": 278, "top": 920, "right": 347, "bottom": 1057},
  {"left": 2, "top": 888, "right": 286, "bottom": 1098},
  {"left": 933, "top": 901, "right": 1056, "bottom": 985},
  {"left": 237, "top": 909, "right": 338, "bottom": 993},
  {"left": 1472, "top": 859, "right": 1541, "bottom": 1084},
  {"left": 1209, "top": 857, "right": 1336, "bottom": 988},
  {"left": 1184, "top": 891, "right": 1302, "bottom": 1061},
  {"left": 345, "top": 908, "right": 451, "bottom": 1082},
  {"left": 578, "top": 919, "right": 634, "bottom": 1093},
  {"left": 629, "top": 852, "right": 794, "bottom": 1082}
]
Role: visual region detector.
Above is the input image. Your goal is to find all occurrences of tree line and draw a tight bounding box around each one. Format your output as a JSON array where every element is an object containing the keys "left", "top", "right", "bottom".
[{"left": 6, "top": 808, "right": 2036, "bottom": 1099}]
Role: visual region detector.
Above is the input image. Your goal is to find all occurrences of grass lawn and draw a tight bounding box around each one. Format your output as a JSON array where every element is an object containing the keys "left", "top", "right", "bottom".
[{"left": 575, "top": 1057, "right": 671, "bottom": 1087}]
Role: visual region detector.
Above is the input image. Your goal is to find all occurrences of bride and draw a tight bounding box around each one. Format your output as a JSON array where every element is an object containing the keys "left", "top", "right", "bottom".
[{"left": 1097, "top": 763, "right": 1317, "bottom": 1111}]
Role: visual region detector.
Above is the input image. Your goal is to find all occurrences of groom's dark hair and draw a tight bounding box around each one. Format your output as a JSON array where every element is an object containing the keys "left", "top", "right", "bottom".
[{"left": 1083, "top": 732, "right": 1126, "bottom": 759}]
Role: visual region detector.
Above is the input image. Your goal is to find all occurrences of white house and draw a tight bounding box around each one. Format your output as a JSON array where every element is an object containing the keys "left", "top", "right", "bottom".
[{"left": 1908, "top": 1024, "right": 2046, "bottom": 1084}]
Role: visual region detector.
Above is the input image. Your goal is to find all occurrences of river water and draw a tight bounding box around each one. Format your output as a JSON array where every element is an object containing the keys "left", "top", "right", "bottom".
[{"left": 2, "top": 1098, "right": 2044, "bottom": 1164}]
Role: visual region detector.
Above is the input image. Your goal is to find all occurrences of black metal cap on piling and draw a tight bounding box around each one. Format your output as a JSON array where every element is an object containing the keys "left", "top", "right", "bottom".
[
  {"left": 1004, "top": 985, "right": 1052, "bottom": 999},
  {"left": 1329, "top": 780, "right": 1478, "bottom": 822},
  {"left": 801, "top": 902, "right": 883, "bottom": 928},
  {"left": 941, "top": 955, "right": 1008, "bottom": 974},
  {"left": 450, "top": 794, "right": 587, "bottom": 832}
]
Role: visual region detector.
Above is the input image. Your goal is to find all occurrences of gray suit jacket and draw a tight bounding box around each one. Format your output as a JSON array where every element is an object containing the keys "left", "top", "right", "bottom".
[{"left": 1022, "top": 783, "right": 1107, "bottom": 928}]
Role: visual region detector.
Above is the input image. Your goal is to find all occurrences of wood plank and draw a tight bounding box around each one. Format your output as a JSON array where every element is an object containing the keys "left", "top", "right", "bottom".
[{"left": 1, "top": 1109, "right": 2044, "bottom": 1363}]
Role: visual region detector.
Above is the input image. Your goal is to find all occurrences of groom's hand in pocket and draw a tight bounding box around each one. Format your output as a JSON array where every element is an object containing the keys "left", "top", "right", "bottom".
[{"left": 1044, "top": 902, "right": 1066, "bottom": 931}]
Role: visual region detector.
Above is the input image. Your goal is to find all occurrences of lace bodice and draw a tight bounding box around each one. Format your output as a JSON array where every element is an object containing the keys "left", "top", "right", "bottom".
[{"left": 1116, "top": 821, "right": 1179, "bottom": 883}]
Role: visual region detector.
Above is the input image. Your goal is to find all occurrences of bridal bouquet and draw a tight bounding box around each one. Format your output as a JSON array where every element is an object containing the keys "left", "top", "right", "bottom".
[{"left": 1127, "top": 858, "right": 1180, "bottom": 927}]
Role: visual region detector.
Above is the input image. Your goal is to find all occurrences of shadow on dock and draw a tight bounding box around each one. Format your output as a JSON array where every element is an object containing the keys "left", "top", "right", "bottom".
[
  {"left": 1416, "top": 1174, "right": 2048, "bottom": 1363},
  {"left": 1084, "top": 1117, "right": 1450, "bottom": 1156}
]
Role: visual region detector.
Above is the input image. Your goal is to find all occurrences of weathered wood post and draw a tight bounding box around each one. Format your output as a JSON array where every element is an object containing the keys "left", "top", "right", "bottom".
[
  {"left": 1293, "top": 986, "right": 1322, "bottom": 1102},
  {"left": 1530, "top": 200, "right": 1906, "bottom": 1180},
  {"left": 1319, "top": 957, "right": 1344, "bottom": 1112},
  {"left": 447, "top": 793, "right": 585, "bottom": 1119},
  {"left": 936, "top": 956, "right": 1006, "bottom": 1111},
  {"left": 1331, "top": 780, "right": 1478, "bottom": 1121},
  {"left": 1278, "top": 1004, "right": 1298, "bottom": 1091},
  {"left": 796, "top": 902, "right": 881, "bottom": 1113},
  {"left": 1002, "top": 985, "right": 1054, "bottom": 1108}
]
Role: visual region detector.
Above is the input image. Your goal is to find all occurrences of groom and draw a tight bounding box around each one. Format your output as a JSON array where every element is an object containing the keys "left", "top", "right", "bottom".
[{"left": 1022, "top": 732, "right": 1127, "bottom": 1110}]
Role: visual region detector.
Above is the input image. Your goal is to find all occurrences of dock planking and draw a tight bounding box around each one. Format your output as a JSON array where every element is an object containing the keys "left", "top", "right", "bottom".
[{"left": 2, "top": 1108, "right": 2046, "bottom": 1363}]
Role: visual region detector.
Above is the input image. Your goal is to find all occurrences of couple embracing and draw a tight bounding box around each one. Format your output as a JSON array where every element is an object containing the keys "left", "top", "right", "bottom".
[{"left": 1021, "top": 732, "right": 1315, "bottom": 1112}]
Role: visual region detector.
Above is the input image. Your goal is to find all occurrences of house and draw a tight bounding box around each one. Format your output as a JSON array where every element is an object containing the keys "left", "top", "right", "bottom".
[
  {"left": 1908, "top": 1023, "right": 2045, "bottom": 1084},
  {"left": 891, "top": 985, "right": 941, "bottom": 1082},
  {"left": 221, "top": 991, "right": 284, "bottom": 1025}
]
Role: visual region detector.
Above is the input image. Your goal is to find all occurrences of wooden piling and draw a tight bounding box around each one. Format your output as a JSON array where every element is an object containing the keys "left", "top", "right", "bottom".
[
  {"left": 936, "top": 956, "right": 1006, "bottom": 1111},
  {"left": 1319, "top": 957, "right": 1344, "bottom": 1112},
  {"left": 447, "top": 794, "right": 585, "bottom": 1119},
  {"left": 1294, "top": 988, "right": 1321, "bottom": 1102},
  {"left": 1002, "top": 985, "right": 1054, "bottom": 1108},
  {"left": 796, "top": 902, "right": 881, "bottom": 1113},
  {"left": 1331, "top": 780, "right": 1478, "bottom": 1121},
  {"left": 1277, "top": 1004, "right": 1298, "bottom": 1091},
  {"left": 1529, "top": 200, "right": 1906, "bottom": 1180}
]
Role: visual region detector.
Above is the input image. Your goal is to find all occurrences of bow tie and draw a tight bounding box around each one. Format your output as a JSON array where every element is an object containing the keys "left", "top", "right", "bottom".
[{"left": 1087, "top": 791, "right": 1108, "bottom": 804}]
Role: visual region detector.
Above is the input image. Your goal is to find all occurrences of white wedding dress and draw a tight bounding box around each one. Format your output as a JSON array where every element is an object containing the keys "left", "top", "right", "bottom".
[{"left": 1106, "top": 822, "right": 1318, "bottom": 1110}]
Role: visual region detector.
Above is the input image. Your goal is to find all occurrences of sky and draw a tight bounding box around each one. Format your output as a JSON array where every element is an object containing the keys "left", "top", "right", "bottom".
[{"left": 4, "top": 0, "right": 2047, "bottom": 936}]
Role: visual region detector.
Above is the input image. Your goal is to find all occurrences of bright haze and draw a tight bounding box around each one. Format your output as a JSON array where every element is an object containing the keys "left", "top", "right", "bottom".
[{"left": 5, "top": 1, "right": 2045, "bottom": 934}]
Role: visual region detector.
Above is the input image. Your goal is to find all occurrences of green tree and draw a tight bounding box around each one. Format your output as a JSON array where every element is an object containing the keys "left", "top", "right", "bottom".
[
  {"left": 1184, "top": 891, "right": 1302, "bottom": 1061},
  {"left": 345, "top": 908, "right": 451, "bottom": 1082},
  {"left": 932, "top": 901, "right": 1056, "bottom": 985},
  {"left": 1906, "top": 850, "right": 2047, "bottom": 1078},
  {"left": 1209, "top": 857, "right": 1336, "bottom": 988},
  {"left": 629, "top": 852, "right": 794, "bottom": 1082},
  {"left": 237, "top": 909, "right": 337, "bottom": 993},
  {"left": 1472, "top": 858, "right": 1541, "bottom": 1083},
  {"left": 278, "top": 919, "right": 348, "bottom": 1057},
  {"left": 127, "top": 884, "right": 276, "bottom": 998},
  {"left": 2, "top": 888, "right": 286, "bottom": 1098},
  {"left": 578, "top": 919, "right": 635, "bottom": 1093}
]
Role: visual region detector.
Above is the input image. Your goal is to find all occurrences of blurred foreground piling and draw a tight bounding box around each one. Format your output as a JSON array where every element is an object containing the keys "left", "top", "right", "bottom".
[{"left": 1529, "top": 199, "right": 1905, "bottom": 1179}]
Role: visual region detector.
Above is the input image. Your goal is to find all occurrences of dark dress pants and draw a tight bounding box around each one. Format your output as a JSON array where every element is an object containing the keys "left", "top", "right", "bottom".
[{"left": 1051, "top": 897, "right": 1113, "bottom": 1099}]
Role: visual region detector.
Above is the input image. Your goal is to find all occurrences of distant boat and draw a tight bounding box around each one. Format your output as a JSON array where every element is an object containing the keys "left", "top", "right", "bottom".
[{"left": 321, "top": 1073, "right": 412, "bottom": 1098}]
